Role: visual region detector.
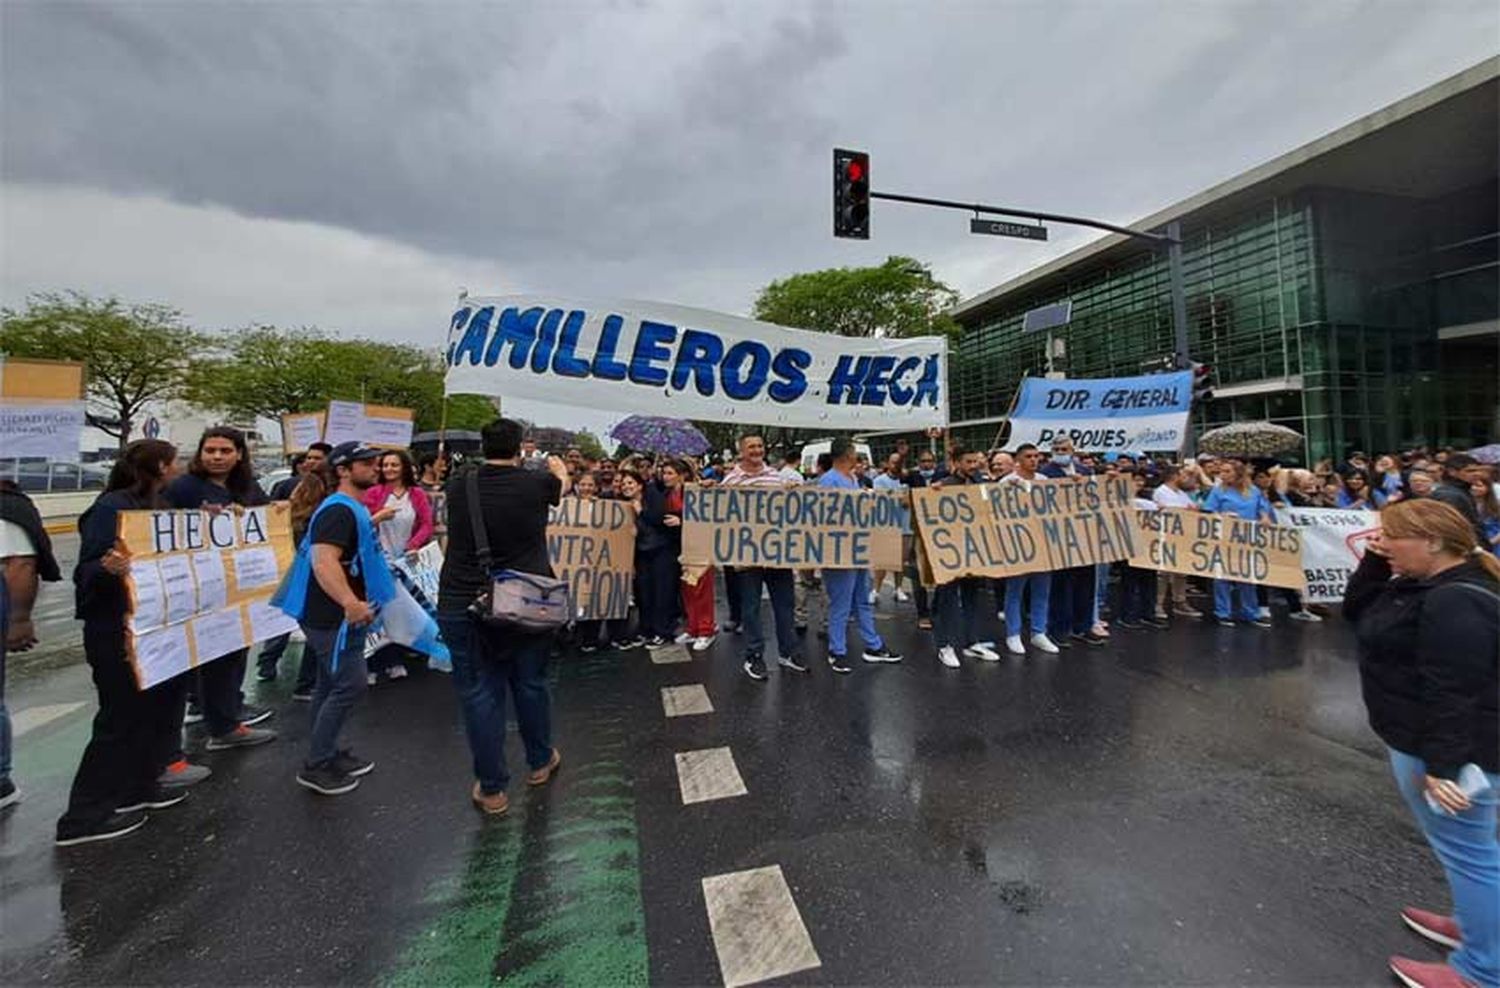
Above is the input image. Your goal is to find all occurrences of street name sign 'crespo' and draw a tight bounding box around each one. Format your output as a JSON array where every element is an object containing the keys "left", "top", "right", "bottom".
[
  {"left": 970, "top": 218, "right": 1048, "bottom": 241},
  {"left": 443, "top": 295, "right": 949, "bottom": 430}
]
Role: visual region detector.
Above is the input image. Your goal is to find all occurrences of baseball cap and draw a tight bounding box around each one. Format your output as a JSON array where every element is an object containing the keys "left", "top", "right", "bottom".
[{"left": 329, "top": 441, "right": 382, "bottom": 467}]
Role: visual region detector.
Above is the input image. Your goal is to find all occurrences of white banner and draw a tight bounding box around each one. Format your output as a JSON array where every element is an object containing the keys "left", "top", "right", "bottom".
[
  {"left": 443, "top": 295, "right": 948, "bottom": 429},
  {"left": 1281, "top": 507, "right": 1380, "bottom": 603},
  {"left": 0, "top": 400, "right": 85, "bottom": 461},
  {"left": 1004, "top": 372, "right": 1193, "bottom": 453}
]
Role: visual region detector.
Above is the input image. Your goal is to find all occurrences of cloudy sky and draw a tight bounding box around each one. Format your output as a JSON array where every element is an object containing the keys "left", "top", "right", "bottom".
[{"left": 2, "top": 0, "right": 1495, "bottom": 435}]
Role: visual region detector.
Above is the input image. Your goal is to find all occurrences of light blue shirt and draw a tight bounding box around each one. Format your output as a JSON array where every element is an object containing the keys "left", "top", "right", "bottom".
[{"left": 871, "top": 471, "right": 911, "bottom": 533}]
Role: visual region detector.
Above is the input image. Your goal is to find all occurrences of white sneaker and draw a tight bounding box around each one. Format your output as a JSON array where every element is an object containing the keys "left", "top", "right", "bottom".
[
  {"left": 964, "top": 643, "right": 1001, "bottom": 662},
  {"left": 867, "top": 590, "right": 878, "bottom": 605},
  {"left": 1030, "top": 633, "right": 1060, "bottom": 654},
  {"left": 1288, "top": 609, "right": 1323, "bottom": 622},
  {"left": 997, "top": 610, "right": 1006, "bottom": 622},
  {"left": 386, "top": 664, "right": 409, "bottom": 681},
  {"left": 690, "top": 634, "right": 717, "bottom": 651},
  {"left": 1005, "top": 635, "right": 1025, "bottom": 655},
  {"left": 938, "top": 646, "right": 961, "bottom": 668},
  {"left": 674, "top": 632, "right": 693, "bottom": 644},
  {"left": 1256, "top": 606, "right": 1272, "bottom": 620},
  {"left": 366, "top": 672, "right": 378, "bottom": 686},
  {"left": 895, "top": 589, "right": 910, "bottom": 603}
]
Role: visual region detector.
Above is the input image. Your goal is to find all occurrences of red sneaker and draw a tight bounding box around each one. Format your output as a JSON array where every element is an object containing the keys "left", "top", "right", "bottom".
[
  {"left": 1401, "top": 907, "right": 1462, "bottom": 950},
  {"left": 1389, "top": 956, "right": 1475, "bottom": 988}
]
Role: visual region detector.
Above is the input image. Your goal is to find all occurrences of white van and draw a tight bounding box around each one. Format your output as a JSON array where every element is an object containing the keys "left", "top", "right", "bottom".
[{"left": 798, "top": 439, "right": 873, "bottom": 477}]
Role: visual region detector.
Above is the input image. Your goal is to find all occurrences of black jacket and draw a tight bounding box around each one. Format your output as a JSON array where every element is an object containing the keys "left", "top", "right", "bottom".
[
  {"left": 0, "top": 483, "right": 61, "bottom": 582},
  {"left": 1344, "top": 552, "right": 1499, "bottom": 778},
  {"left": 74, "top": 489, "right": 164, "bottom": 622},
  {"left": 634, "top": 482, "right": 672, "bottom": 555}
]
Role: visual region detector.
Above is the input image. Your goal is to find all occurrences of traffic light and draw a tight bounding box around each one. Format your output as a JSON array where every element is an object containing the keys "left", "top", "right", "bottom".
[
  {"left": 833, "top": 148, "right": 870, "bottom": 239},
  {"left": 1191, "top": 361, "right": 1215, "bottom": 403}
]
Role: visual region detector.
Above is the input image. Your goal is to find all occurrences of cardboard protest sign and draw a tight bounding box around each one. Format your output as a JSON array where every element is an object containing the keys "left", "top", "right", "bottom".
[
  {"left": 912, "top": 476, "right": 1138, "bottom": 585},
  {"left": 363, "top": 404, "right": 416, "bottom": 449},
  {"left": 280, "top": 412, "right": 326, "bottom": 454},
  {"left": 315, "top": 401, "right": 416, "bottom": 450},
  {"left": 1281, "top": 507, "right": 1379, "bottom": 602},
  {"left": 119, "top": 504, "right": 297, "bottom": 689},
  {"left": 0, "top": 401, "right": 86, "bottom": 460},
  {"left": 548, "top": 497, "right": 636, "bottom": 620},
  {"left": 1129, "top": 509, "right": 1306, "bottom": 590},
  {"left": 681, "top": 487, "right": 904, "bottom": 572}
]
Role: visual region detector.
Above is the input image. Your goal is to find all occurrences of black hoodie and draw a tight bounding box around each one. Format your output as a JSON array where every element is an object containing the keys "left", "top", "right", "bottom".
[{"left": 1344, "top": 551, "right": 1499, "bottom": 778}]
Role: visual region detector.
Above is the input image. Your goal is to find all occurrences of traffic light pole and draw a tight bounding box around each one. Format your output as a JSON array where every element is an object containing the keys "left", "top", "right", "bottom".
[{"left": 869, "top": 189, "right": 1196, "bottom": 455}]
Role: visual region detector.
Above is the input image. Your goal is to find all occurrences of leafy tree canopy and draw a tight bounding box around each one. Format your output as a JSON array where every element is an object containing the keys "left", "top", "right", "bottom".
[{"left": 752, "top": 255, "right": 961, "bottom": 340}]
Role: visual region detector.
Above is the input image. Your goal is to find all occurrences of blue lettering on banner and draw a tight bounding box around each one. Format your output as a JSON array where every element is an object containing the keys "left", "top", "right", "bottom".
[{"left": 446, "top": 302, "right": 945, "bottom": 413}]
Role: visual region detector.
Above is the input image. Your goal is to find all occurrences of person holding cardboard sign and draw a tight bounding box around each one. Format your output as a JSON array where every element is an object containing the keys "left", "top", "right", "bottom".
[
  {"left": 930, "top": 443, "right": 994, "bottom": 669},
  {"left": 817, "top": 440, "right": 901, "bottom": 674},
  {"left": 1203, "top": 460, "right": 1277, "bottom": 628},
  {"left": 996, "top": 445, "right": 1059, "bottom": 657},
  {"left": 56, "top": 440, "right": 193, "bottom": 847}
]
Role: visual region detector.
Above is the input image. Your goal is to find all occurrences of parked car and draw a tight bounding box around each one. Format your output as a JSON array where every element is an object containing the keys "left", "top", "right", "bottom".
[{"left": 0, "top": 460, "right": 110, "bottom": 493}]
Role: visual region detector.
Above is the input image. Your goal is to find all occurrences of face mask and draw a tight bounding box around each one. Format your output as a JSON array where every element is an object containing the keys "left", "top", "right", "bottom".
[
  {"left": 1053, "top": 454, "right": 1073, "bottom": 466},
  {"left": 919, "top": 467, "right": 934, "bottom": 478}
]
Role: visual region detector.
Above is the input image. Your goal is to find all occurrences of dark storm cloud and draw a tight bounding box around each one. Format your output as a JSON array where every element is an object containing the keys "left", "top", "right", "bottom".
[{"left": 3, "top": 1, "right": 1497, "bottom": 311}]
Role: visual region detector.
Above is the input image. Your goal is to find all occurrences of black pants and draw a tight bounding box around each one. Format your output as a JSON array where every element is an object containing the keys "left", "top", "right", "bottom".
[
  {"left": 1048, "top": 566, "right": 1096, "bottom": 638},
  {"left": 256, "top": 633, "right": 290, "bottom": 678},
  {"left": 59, "top": 621, "right": 182, "bottom": 828},
  {"left": 637, "top": 548, "right": 680, "bottom": 639},
  {"left": 721, "top": 566, "right": 743, "bottom": 624},
  {"left": 1119, "top": 566, "right": 1158, "bottom": 623}
]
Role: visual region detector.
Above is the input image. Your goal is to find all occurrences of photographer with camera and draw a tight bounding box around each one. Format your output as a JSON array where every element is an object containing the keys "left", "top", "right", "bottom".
[{"left": 437, "top": 418, "right": 569, "bottom": 816}]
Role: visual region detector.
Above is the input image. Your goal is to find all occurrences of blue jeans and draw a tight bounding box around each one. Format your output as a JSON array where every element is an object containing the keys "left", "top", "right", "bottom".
[
  {"left": 823, "top": 568, "right": 883, "bottom": 657},
  {"left": 933, "top": 578, "right": 981, "bottom": 649},
  {"left": 438, "top": 616, "right": 553, "bottom": 795},
  {"left": 1389, "top": 748, "right": 1499, "bottom": 986},
  {"left": 737, "top": 568, "right": 800, "bottom": 662},
  {"left": 1213, "top": 580, "right": 1259, "bottom": 621},
  {"left": 1004, "top": 572, "right": 1051, "bottom": 639},
  {"left": 301, "top": 625, "right": 368, "bottom": 767}
]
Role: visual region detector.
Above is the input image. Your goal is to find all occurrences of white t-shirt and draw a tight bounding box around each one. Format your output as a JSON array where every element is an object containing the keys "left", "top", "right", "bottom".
[
  {"left": 377, "top": 489, "right": 417, "bottom": 556},
  {"left": 1152, "top": 485, "right": 1195, "bottom": 510},
  {"left": 0, "top": 518, "right": 37, "bottom": 558}
]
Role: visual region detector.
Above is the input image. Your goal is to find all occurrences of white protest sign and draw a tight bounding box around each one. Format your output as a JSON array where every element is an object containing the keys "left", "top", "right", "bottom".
[
  {"left": 1281, "top": 507, "right": 1380, "bottom": 603},
  {"left": 0, "top": 400, "right": 85, "bottom": 460},
  {"left": 322, "top": 400, "right": 367, "bottom": 447},
  {"left": 444, "top": 295, "right": 948, "bottom": 429}
]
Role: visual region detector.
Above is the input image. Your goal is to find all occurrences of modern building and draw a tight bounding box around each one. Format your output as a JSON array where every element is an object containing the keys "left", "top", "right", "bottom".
[{"left": 918, "top": 57, "right": 1498, "bottom": 464}]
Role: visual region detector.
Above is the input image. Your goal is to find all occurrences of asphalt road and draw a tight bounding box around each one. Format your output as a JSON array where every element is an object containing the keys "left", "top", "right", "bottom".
[{"left": 0, "top": 581, "right": 1453, "bottom": 986}]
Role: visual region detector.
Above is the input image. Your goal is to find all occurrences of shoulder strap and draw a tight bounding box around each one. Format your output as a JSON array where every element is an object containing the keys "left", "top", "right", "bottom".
[{"left": 466, "top": 468, "right": 493, "bottom": 572}]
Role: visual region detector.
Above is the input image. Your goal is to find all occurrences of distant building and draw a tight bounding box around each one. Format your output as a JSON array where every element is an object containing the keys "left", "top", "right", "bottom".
[{"left": 914, "top": 57, "right": 1498, "bottom": 463}]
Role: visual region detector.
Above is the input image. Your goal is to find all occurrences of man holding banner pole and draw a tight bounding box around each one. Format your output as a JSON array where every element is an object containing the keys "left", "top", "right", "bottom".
[
  {"left": 817, "top": 440, "right": 901, "bottom": 673},
  {"left": 721, "top": 436, "right": 806, "bottom": 682},
  {"left": 996, "top": 445, "right": 1059, "bottom": 656}
]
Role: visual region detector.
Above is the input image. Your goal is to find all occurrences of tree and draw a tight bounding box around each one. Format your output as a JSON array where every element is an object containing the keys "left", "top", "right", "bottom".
[
  {"left": 573, "top": 429, "right": 608, "bottom": 460},
  {"left": 190, "top": 326, "right": 500, "bottom": 435},
  {"left": 0, "top": 292, "right": 212, "bottom": 451},
  {"left": 752, "top": 255, "right": 961, "bottom": 340}
]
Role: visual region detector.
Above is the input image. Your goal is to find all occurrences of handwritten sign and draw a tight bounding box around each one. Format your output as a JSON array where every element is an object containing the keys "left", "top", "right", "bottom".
[
  {"left": 681, "top": 487, "right": 904, "bottom": 572},
  {"left": 0, "top": 400, "right": 85, "bottom": 460},
  {"left": 548, "top": 498, "right": 636, "bottom": 620},
  {"left": 280, "top": 412, "right": 326, "bottom": 455},
  {"left": 1281, "top": 507, "right": 1379, "bottom": 602},
  {"left": 322, "top": 400, "right": 368, "bottom": 447},
  {"left": 912, "top": 477, "right": 1138, "bottom": 585},
  {"left": 1129, "top": 510, "right": 1306, "bottom": 590},
  {"left": 118, "top": 504, "right": 296, "bottom": 689}
]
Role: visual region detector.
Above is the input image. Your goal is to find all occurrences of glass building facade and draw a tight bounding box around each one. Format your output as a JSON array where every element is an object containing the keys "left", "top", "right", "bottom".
[{"left": 905, "top": 63, "right": 1499, "bottom": 465}]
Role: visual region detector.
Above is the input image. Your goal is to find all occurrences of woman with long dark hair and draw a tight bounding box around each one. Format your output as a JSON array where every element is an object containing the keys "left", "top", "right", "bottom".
[
  {"left": 282, "top": 462, "right": 338, "bottom": 700},
  {"left": 365, "top": 451, "right": 434, "bottom": 559},
  {"left": 1345, "top": 499, "right": 1499, "bottom": 988},
  {"left": 165, "top": 427, "right": 276, "bottom": 753},
  {"left": 56, "top": 440, "right": 195, "bottom": 845}
]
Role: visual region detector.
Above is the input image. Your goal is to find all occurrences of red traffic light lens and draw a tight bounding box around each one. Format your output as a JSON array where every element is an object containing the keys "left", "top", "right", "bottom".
[{"left": 846, "top": 160, "right": 865, "bottom": 182}]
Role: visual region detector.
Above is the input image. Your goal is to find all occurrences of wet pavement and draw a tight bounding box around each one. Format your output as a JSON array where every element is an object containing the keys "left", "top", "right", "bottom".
[{"left": 1, "top": 583, "right": 1451, "bottom": 986}]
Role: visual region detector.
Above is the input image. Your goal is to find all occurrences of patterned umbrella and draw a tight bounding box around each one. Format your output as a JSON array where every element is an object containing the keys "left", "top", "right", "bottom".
[
  {"left": 1197, "top": 421, "right": 1304, "bottom": 458},
  {"left": 609, "top": 415, "right": 711, "bottom": 456},
  {"left": 1467, "top": 444, "right": 1500, "bottom": 465}
]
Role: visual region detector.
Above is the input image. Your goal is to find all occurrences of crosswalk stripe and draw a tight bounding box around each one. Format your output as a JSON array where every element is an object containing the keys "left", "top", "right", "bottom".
[
  {"left": 649, "top": 644, "right": 694, "bottom": 664},
  {"left": 674, "top": 747, "right": 746, "bottom": 805},
  {"left": 661, "top": 684, "right": 714, "bottom": 717},
  {"left": 13, "top": 701, "right": 89, "bottom": 736},
  {"left": 701, "top": 864, "right": 821, "bottom": 987}
]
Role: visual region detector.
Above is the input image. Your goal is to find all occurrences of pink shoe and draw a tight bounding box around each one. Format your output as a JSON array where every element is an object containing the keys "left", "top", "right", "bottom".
[
  {"left": 1401, "top": 906, "right": 1462, "bottom": 949},
  {"left": 1389, "top": 956, "right": 1475, "bottom": 988}
]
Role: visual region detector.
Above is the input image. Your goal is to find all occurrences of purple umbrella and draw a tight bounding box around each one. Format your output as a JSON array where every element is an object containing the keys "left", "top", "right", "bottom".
[
  {"left": 609, "top": 415, "right": 711, "bottom": 456},
  {"left": 1468, "top": 443, "right": 1500, "bottom": 465}
]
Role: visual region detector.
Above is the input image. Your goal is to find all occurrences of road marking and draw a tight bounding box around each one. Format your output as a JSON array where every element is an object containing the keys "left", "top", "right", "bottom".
[
  {"left": 661, "top": 684, "right": 714, "bottom": 717},
  {"left": 701, "top": 864, "right": 821, "bottom": 987},
  {"left": 13, "top": 701, "right": 88, "bottom": 737},
  {"left": 675, "top": 747, "right": 747, "bottom": 805},
  {"left": 649, "top": 644, "right": 693, "bottom": 664}
]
